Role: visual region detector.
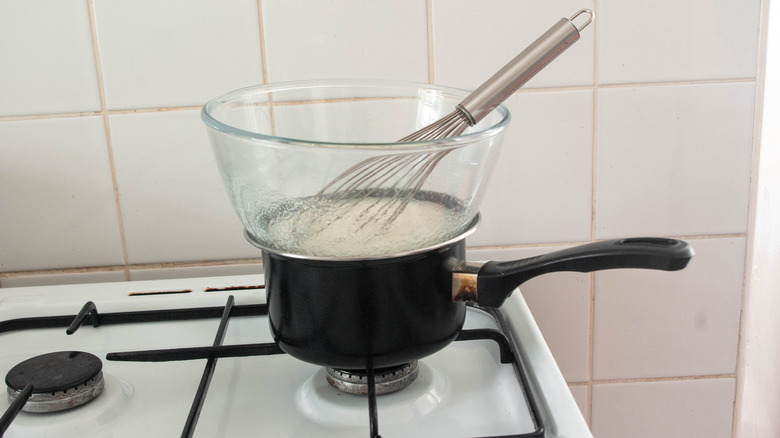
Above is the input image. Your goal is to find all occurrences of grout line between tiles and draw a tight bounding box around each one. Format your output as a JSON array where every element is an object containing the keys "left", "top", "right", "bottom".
[
  {"left": 123, "top": 258, "right": 263, "bottom": 271},
  {"left": 256, "top": 0, "right": 277, "bottom": 134},
  {"left": 0, "top": 258, "right": 263, "bottom": 280},
  {"left": 596, "top": 77, "right": 756, "bottom": 89},
  {"left": 255, "top": 0, "right": 279, "bottom": 136},
  {"left": 86, "top": 0, "right": 130, "bottom": 281},
  {"left": 584, "top": 373, "right": 737, "bottom": 386},
  {"left": 106, "top": 106, "right": 203, "bottom": 115},
  {"left": 587, "top": 0, "right": 600, "bottom": 426},
  {"left": 465, "top": 232, "right": 747, "bottom": 252},
  {"left": 732, "top": 2, "right": 771, "bottom": 436},
  {"left": 425, "top": 0, "right": 435, "bottom": 84},
  {"left": 0, "top": 266, "right": 128, "bottom": 278},
  {"left": 257, "top": 0, "right": 269, "bottom": 84},
  {"left": 587, "top": 271, "right": 595, "bottom": 425},
  {"left": 0, "top": 111, "right": 103, "bottom": 122},
  {"left": 0, "top": 79, "right": 757, "bottom": 124},
  {"left": 0, "top": 106, "right": 202, "bottom": 123},
  {"left": 673, "top": 232, "right": 748, "bottom": 241}
]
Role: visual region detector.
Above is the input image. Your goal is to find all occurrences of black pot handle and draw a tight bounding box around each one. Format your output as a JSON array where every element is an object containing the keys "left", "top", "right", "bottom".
[{"left": 475, "top": 238, "right": 694, "bottom": 307}]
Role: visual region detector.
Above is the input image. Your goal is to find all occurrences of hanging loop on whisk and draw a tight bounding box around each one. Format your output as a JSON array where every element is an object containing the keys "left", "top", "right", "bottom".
[{"left": 569, "top": 9, "right": 594, "bottom": 32}]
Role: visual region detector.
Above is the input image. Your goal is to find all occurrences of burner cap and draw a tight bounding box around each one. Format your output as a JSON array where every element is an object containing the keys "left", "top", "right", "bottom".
[
  {"left": 326, "top": 361, "right": 419, "bottom": 395},
  {"left": 6, "top": 351, "right": 105, "bottom": 413}
]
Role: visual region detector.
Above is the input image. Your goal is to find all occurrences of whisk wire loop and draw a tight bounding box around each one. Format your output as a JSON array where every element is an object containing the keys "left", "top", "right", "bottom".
[{"left": 314, "top": 9, "right": 592, "bottom": 231}]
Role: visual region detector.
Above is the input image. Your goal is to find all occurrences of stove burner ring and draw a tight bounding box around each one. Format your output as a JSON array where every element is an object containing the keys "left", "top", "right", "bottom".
[
  {"left": 5, "top": 351, "right": 105, "bottom": 413},
  {"left": 326, "top": 361, "right": 419, "bottom": 395}
]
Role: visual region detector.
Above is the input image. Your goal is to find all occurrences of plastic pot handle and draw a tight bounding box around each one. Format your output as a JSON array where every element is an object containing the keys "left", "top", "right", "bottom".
[{"left": 474, "top": 238, "right": 694, "bottom": 307}]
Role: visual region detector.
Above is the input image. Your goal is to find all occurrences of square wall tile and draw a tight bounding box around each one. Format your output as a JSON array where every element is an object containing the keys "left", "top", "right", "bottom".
[
  {"left": 93, "top": 0, "right": 263, "bottom": 109},
  {"left": 467, "top": 245, "right": 591, "bottom": 383},
  {"left": 109, "top": 110, "right": 259, "bottom": 264},
  {"left": 568, "top": 384, "right": 589, "bottom": 422},
  {"left": 470, "top": 90, "right": 592, "bottom": 246},
  {"left": 0, "top": 0, "right": 100, "bottom": 116},
  {"left": 599, "top": 0, "right": 761, "bottom": 84},
  {"left": 0, "top": 117, "right": 124, "bottom": 271},
  {"left": 591, "top": 378, "right": 735, "bottom": 438},
  {"left": 432, "top": 0, "right": 595, "bottom": 89},
  {"left": 521, "top": 270, "right": 591, "bottom": 383},
  {"left": 596, "top": 83, "right": 754, "bottom": 238},
  {"left": 262, "top": 0, "right": 428, "bottom": 82},
  {"left": 593, "top": 237, "right": 744, "bottom": 380}
]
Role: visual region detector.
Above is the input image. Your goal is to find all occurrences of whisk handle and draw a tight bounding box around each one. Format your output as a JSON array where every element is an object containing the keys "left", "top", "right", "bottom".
[{"left": 458, "top": 9, "right": 593, "bottom": 125}]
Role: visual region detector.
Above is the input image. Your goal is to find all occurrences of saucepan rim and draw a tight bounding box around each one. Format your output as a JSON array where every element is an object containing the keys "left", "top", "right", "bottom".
[{"left": 245, "top": 215, "right": 482, "bottom": 262}]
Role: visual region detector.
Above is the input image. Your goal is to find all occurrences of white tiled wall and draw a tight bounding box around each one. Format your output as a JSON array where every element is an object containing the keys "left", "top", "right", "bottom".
[
  {"left": 0, "top": 1, "right": 768, "bottom": 436},
  {"left": 94, "top": 0, "right": 264, "bottom": 109},
  {"left": 108, "top": 110, "right": 257, "bottom": 263},
  {"left": 0, "top": 0, "right": 101, "bottom": 116}
]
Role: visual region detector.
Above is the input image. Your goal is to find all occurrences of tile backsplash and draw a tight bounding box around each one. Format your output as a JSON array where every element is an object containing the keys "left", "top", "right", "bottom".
[{"left": 0, "top": 1, "right": 769, "bottom": 436}]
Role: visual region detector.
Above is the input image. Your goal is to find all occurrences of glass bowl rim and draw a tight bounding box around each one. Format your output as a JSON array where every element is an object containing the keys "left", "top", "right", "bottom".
[{"left": 200, "top": 78, "right": 511, "bottom": 151}]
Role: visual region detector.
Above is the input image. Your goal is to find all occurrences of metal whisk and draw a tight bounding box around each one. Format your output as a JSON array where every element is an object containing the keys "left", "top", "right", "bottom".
[{"left": 318, "top": 9, "right": 594, "bottom": 227}]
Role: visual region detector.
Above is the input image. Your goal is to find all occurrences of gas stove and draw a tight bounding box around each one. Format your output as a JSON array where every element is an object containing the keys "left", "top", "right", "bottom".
[{"left": 0, "top": 275, "right": 591, "bottom": 437}]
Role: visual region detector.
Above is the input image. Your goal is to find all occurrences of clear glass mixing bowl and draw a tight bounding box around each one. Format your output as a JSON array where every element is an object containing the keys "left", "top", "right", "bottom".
[{"left": 201, "top": 79, "right": 510, "bottom": 258}]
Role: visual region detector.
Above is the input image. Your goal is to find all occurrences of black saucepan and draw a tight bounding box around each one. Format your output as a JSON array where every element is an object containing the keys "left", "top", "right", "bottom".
[{"left": 247, "top": 217, "right": 693, "bottom": 371}]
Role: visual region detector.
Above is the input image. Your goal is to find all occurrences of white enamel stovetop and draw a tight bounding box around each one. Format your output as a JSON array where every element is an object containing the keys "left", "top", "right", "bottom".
[{"left": 0, "top": 275, "right": 591, "bottom": 437}]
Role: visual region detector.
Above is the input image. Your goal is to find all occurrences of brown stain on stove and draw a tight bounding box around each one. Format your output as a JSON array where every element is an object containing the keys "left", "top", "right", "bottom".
[
  {"left": 204, "top": 285, "right": 265, "bottom": 292},
  {"left": 127, "top": 284, "right": 264, "bottom": 296},
  {"left": 128, "top": 289, "right": 192, "bottom": 296}
]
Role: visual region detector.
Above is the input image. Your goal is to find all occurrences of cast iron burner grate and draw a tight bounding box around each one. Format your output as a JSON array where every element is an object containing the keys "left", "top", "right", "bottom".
[{"left": 0, "top": 296, "right": 545, "bottom": 438}]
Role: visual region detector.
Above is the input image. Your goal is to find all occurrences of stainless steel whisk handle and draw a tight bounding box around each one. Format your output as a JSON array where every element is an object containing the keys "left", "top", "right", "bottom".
[{"left": 457, "top": 9, "right": 594, "bottom": 125}]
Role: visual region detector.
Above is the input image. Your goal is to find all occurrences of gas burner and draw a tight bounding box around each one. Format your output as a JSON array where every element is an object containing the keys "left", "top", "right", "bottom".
[
  {"left": 326, "top": 361, "right": 419, "bottom": 395},
  {"left": 5, "top": 351, "right": 105, "bottom": 413}
]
